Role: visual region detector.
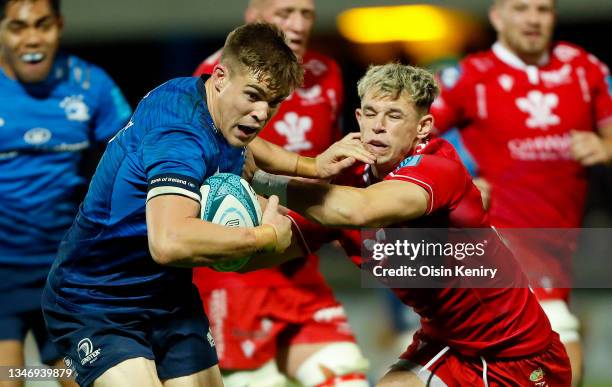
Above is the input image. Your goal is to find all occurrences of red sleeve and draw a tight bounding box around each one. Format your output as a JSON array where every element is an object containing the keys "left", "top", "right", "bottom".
[
  {"left": 193, "top": 49, "right": 222, "bottom": 76},
  {"left": 286, "top": 210, "right": 340, "bottom": 255},
  {"left": 385, "top": 155, "right": 467, "bottom": 214},
  {"left": 430, "top": 62, "right": 474, "bottom": 133},
  {"left": 586, "top": 53, "right": 612, "bottom": 128}
]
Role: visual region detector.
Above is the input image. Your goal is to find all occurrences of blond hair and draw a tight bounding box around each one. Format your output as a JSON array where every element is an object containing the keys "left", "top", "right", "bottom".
[{"left": 357, "top": 63, "right": 439, "bottom": 113}]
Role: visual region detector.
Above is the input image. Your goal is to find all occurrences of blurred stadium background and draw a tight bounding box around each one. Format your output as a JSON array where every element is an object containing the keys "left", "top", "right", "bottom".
[{"left": 24, "top": 0, "right": 612, "bottom": 385}]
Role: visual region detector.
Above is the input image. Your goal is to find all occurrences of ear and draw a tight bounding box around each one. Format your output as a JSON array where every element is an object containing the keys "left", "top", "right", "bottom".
[
  {"left": 56, "top": 15, "right": 65, "bottom": 35},
  {"left": 244, "top": 6, "right": 259, "bottom": 23},
  {"left": 355, "top": 107, "right": 364, "bottom": 126},
  {"left": 489, "top": 5, "right": 502, "bottom": 33},
  {"left": 212, "top": 64, "right": 228, "bottom": 92},
  {"left": 416, "top": 114, "right": 433, "bottom": 140}
]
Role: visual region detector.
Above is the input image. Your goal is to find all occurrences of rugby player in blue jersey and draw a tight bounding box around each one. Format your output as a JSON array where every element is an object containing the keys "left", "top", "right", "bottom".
[
  {"left": 40, "top": 23, "right": 317, "bottom": 387},
  {"left": 0, "top": 0, "right": 131, "bottom": 383}
]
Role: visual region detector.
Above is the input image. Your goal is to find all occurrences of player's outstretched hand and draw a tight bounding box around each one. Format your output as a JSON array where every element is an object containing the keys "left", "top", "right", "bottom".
[
  {"left": 315, "top": 132, "right": 376, "bottom": 179},
  {"left": 570, "top": 130, "right": 612, "bottom": 166},
  {"left": 473, "top": 177, "right": 491, "bottom": 210},
  {"left": 262, "top": 195, "right": 292, "bottom": 253}
]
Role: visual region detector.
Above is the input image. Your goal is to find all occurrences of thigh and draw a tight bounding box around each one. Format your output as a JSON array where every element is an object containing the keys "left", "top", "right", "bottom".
[
  {"left": 42, "top": 290, "right": 154, "bottom": 387},
  {"left": 27, "top": 308, "right": 62, "bottom": 365},
  {"left": 163, "top": 364, "right": 223, "bottom": 387},
  {"left": 152, "top": 287, "right": 219, "bottom": 381},
  {"left": 377, "top": 368, "right": 426, "bottom": 387},
  {"left": 94, "top": 357, "right": 161, "bottom": 387}
]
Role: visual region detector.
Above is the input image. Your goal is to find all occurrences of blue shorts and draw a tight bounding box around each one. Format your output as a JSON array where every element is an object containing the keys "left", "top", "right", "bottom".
[
  {"left": 0, "top": 264, "right": 61, "bottom": 364},
  {"left": 41, "top": 285, "right": 218, "bottom": 387}
]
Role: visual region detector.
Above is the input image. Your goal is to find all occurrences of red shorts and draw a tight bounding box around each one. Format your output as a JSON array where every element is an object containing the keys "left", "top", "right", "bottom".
[
  {"left": 200, "top": 285, "right": 356, "bottom": 370},
  {"left": 395, "top": 331, "right": 571, "bottom": 386}
]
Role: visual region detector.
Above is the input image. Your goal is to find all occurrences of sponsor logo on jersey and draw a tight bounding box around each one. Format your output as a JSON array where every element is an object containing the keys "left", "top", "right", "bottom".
[
  {"left": 296, "top": 84, "right": 324, "bottom": 105},
  {"left": 77, "top": 338, "right": 102, "bottom": 366},
  {"left": 439, "top": 66, "right": 461, "bottom": 89},
  {"left": 529, "top": 367, "right": 546, "bottom": 386},
  {"left": 60, "top": 95, "right": 90, "bottom": 122},
  {"left": 540, "top": 64, "right": 571, "bottom": 87},
  {"left": 395, "top": 155, "right": 423, "bottom": 170},
  {"left": 507, "top": 133, "right": 571, "bottom": 161},
  {"left": 274, "top": 112, "right": 313, "bottom": 152},
  {"left": 553, "top": 45, "right": 580, "bottom": 63},
  {"left": 24, "top": 127, "right": 52, "bottom": 145},
  {"left": 303, "top": 59, "right": 327, "bottom": 76},
  {"left": 498, "top": 74, "right": 514, "bottom": 91},
  {"left": 516, "top": 91, "right": 560, "bottom": 129},
  {"left": 240, "top": 339, "right": 255, "bottom": 358}
]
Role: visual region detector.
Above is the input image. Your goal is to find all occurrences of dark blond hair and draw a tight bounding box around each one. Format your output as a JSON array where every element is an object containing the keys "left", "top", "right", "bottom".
[
  {"left": 221, "top": 23, "right": 303, "bottom": 97},
  {"left": 357, "top": 63, "right": 439, "bottom": 113}
]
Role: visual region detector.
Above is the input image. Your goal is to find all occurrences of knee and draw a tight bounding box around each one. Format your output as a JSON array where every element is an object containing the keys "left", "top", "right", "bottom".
[
  {"left": 295, "top": 342, "right": 370, "bottom": 387},
  {"left": 222, "top": 361, "right": 288, "bottom": 387}
]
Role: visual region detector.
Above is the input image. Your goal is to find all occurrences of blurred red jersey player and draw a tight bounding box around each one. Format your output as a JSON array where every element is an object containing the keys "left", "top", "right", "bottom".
[{"left": 431, "top": 0, "right": 612, "bottom": 384}]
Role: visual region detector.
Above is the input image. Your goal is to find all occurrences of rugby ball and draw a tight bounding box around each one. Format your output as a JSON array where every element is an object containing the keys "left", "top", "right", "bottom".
[{"left": 200, "top": 173, "right": 262, "bottom": 271}]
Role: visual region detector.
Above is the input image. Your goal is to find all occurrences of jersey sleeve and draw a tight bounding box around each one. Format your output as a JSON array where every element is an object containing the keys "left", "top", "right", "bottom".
[
  {"left": 91, "top": 68, "right": 132, "bottom": 143},
  {"left": 286, "top": 210, "right": 340, "bottom": 255},
  {"left": 587, "top": 54, "right": 612, "bottom": 128},
  {"left": 142, "top": 124, "right": 209, "bottom": 203},
  {"left": 385, "top": 155, "right": 467, "bottom": 214},
  {"left": 430, "top": 63, "right": 473, "bottom": 134}
]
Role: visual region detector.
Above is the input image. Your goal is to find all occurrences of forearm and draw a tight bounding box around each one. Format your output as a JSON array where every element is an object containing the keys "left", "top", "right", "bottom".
[
  {"left": 150, "top": 218, "right": 276, "bottom": 268},
  {"left": 249, "top": 138, "right": 318, "bottom": 177},
  {"left": 287, "top": 180, "right": 368, "bottom": 228}
]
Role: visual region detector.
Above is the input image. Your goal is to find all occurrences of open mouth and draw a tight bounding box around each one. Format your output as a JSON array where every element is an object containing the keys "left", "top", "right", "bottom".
[
  {"left": 237, "top": 124, "right": 258, "bottom": 137},
  {"left": 366, "top": 140, "right": 389, "bottom": 155},
  {"left": 21, "top": 52, "right": 46, "bottom": 64}
]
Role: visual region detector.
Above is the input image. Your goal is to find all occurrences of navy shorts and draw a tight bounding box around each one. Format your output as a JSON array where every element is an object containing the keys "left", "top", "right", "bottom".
[
  {"left": 41, "top": 285, "right": 218, "bottom": 387},
  {"left": 0, "top": 264, "right": 61, "bottom": 364}
]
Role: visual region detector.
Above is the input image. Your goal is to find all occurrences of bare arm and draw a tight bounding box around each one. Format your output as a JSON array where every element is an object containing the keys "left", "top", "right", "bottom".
[
  {"left": 146, "top": 195, "right": 284, "bottom": 267},
  {"left": 570, "top": 125, "right": 612, "bottom": 166},
  {"left": 249, "top": 134, "right": 376, "bottom": 179},
  {"left": 286, "top": 179, "right": 430, "bottom": 228}
]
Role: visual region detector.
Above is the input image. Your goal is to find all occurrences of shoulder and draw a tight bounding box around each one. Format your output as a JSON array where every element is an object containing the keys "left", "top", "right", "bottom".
[
  {"left": 62, "top": 54, "right": 117, "bottom": 91},
  {"left": 135, "top": 77, "right": 204, "bottom": 126},
  {"left": 437, "top": 50, "right": 495, "bottom": 91},
  {"left": 552, "top": 41, "right": 609, "bottom": 75}
]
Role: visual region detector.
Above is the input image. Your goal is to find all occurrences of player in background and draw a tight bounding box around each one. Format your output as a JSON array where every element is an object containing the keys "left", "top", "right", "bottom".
[
  {"left": 250, "top": 63, "right": 572, "bottom": 386},
  {"left": 193, "top": 1, "right": 371, "bottom": 386},
  {"left": 430, "top": 1, "right": 612, "bottom": 384},
  {"left": 0, "top": 1, "right": 131, "bottom": 385},
  {"left": 40, "top": 23, "right": 304, "bottom": 387}
]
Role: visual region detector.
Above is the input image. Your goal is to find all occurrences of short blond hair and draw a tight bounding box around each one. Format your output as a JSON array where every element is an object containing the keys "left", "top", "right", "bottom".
[
  {"left": 357, "top": 63, "right": 439, "bottom": 113},
  {"left": 221, "top": 23, "right": 303, "bottom": 97}
]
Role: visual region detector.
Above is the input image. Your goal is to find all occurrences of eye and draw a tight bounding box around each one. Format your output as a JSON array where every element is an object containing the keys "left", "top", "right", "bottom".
[
  {"left": 246, "top": 91, "right": 259, "bottom": 102},
  {"left": 389, "top": 114, "right": 402, "bottom": 120}
]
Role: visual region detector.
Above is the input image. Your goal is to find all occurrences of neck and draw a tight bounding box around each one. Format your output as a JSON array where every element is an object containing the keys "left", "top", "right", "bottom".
[
  {"left": 500, "top": 40, "right": 548, "bottom": 66},
  {"left": 204, "top": 77, "right": 221, "bottom": 129}
]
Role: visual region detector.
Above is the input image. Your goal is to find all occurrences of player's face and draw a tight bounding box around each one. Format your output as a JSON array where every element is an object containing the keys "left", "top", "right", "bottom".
[
  {"left": 246, "top": 0, "right": 315, "bottom": 60},
  {"left": 490, "top": 0, "right": 555, "bottom": 61},
  {"left": 214, "top": 64, "right": 286, "bottom": 147},
  {"left": 356, "top": 91, "right": 432, "bottom": 174},
  {"left": 0, "top": 0, "right": 62, "bottom": 83}
]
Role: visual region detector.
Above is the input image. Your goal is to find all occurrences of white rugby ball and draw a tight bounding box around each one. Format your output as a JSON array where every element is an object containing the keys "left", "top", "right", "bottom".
[{"left": 200, "top": 173, "right": 262, "bottom": 271}]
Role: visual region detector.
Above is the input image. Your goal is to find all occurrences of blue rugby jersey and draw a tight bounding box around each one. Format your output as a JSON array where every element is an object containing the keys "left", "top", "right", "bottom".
[
  {"left": 46, "top": 76, "right": 245, "bottom": 310},
  {"left": 0, "top": 53, "right": 131, "bottom": 266}
]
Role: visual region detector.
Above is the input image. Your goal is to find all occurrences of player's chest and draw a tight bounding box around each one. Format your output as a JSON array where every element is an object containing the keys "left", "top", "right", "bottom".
[
  {"left": 468, "top": 66, "right": 594, "bottom": 138},
  {"left": 0, "top": 91, "right": 93, "bottom": 151}
]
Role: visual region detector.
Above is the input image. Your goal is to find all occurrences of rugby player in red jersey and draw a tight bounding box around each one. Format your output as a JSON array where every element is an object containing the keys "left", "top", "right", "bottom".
[
  {"left": 251, "top": 63, "right": 572, "bottom": 386},
  {"left": 430, "top": 1, "right": 612, "bottom": 383}
]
